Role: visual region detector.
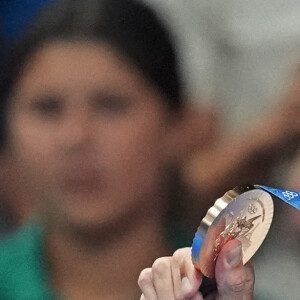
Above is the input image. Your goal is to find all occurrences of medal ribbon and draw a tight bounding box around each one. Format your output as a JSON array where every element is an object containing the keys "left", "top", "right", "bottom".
[{"left": 256, "top": 185, "right": 300, "bottom": 210}]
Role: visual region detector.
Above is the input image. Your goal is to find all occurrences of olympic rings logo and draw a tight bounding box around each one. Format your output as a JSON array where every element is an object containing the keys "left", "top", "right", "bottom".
[{"left": 282, "top": 191, "right": 299, "bottom": 201}]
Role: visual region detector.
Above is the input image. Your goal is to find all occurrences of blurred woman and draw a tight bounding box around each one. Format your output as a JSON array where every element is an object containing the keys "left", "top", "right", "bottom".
[{"left": 0, "top": 0, "right": 254, "bottom": 299}]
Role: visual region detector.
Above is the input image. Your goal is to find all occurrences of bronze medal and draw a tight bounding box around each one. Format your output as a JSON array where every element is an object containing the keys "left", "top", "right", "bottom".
[{"left": 192, "top": 185, "right": 274, "bottom": 278}]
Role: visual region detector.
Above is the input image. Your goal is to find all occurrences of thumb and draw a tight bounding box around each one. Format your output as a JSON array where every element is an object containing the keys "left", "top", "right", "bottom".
[{"left": 215, "top": 239, "right": 255, "bottom": 300}]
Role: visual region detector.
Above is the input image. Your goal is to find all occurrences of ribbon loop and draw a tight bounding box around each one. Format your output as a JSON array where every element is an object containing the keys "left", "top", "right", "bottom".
[{"left": 257, "top": 185, "right": 300, "bottom": 210}]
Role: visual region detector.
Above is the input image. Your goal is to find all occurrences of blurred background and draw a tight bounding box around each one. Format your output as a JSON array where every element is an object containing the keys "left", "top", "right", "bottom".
[{"left": 1, "top": 1, "right": 300, "bottom": 299}]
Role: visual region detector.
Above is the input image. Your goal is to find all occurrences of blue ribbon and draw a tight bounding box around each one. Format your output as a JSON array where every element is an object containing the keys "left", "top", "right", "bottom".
[{"left": 256, "top": 185, "right": 300, "bottom": 210}]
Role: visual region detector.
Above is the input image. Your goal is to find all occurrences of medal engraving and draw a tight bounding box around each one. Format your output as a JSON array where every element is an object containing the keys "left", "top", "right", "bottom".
[
  {"left": 248, "top": 204, "right": 258, "bottom": 214},
  {"left": 192, "top": 186, "right": 274, "bottom": 278},
  {"left": 213, "top": 214, "right": 261, "bottom": 261}
]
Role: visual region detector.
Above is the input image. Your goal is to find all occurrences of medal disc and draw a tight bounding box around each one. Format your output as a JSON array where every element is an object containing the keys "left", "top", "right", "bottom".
[{"left": 192, "top": 187, "right": 274, "bottom": 278}]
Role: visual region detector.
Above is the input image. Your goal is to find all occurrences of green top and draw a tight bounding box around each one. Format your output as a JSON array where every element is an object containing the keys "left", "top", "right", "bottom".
[
  {"left": 0, "top": 223, "right": 59, "bottom": 300},
  {"left": 0, "top": 221, "right": 277, "bottom": 300}
]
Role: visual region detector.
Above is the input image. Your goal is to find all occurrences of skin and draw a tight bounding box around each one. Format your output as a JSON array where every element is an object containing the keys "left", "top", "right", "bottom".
[
  {"left": 7, "top": 40, "right": 175, "bottom": 231},
  {"left": 138, "top": 240, "right": 255, "bottom": 300},
  {"left": 6, "top": 40, "right": 178, "bottom": 299}
]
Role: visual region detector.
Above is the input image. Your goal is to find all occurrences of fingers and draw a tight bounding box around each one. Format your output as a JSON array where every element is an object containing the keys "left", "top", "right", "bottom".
[
  {"left": 139, "top": 241, "right": 255, "bottom": 300},
  {"left": 171, "top": 248, "right": 203, "bottom": 299},
  {"left": 138, "top": 248, "right": 203, "bottom": 300},
  {"left": 215, "top": 239, "right": 255, "bottom": 300},
  {"left": 152, "top": 257, "right": 175, "bottom": 300},
  {"left": 138, "top": 268, "right": 158, "bottom": 300},
  {"left": 138, "top": 256, "right": 175, "bottom": 300}
]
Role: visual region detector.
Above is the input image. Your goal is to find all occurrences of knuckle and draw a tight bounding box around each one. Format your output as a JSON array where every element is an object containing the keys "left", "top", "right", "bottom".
[
  {"left": 172, "top": 248, "right": 191, "bottom": 268},
  {"left": 172, "top": 248, "right": 185, "bottom": 261},
  {"left": 228, "top": 281, "right": 246, "bottom": 295},
  {"left": 173, "top": 248, "right": 190, "bottom": 260},
  {"left": 226, "top": 270, "right": 255, "bottom": 295},
  {"left": 152, "top": 257, "right": 171, "bottom": 276},
  {"left": 138, "top": 268, "right": 152, "bottom": 288}
]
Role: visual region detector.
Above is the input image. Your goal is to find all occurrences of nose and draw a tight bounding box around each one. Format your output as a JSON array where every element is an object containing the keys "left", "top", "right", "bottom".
[{"left": 58, "top": 109, "right": 94, "bottom": 153}]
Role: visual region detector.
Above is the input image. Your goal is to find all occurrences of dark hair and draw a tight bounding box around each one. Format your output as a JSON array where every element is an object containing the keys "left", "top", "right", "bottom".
[{"left": 0, "top": 0, "right": 182, "bottom": 149}]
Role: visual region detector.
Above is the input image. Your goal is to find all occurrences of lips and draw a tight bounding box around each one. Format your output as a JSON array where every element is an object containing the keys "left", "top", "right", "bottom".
[{"left": 61, "top": 169, "right": 104, "bottom": 192}]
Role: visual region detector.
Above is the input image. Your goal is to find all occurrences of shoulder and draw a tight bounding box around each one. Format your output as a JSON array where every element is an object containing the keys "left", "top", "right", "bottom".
[
  {"left": 0, "top": 222, "right": 41, "bottom": 264},
  {"left": 0, "top": 223, "right": 52, "bottom": 299}
]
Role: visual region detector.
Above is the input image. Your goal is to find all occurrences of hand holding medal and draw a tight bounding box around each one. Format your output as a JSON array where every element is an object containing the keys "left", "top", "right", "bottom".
[{"left": 138, "top": 184, "right": 299, "bottom": 299}]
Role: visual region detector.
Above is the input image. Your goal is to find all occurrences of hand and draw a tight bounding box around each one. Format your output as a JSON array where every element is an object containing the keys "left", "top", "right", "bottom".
[{"left": 138, "top": 239, "right": 254, "bottom": 300}]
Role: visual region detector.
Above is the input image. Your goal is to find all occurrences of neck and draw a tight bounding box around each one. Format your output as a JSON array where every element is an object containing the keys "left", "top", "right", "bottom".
[{"left": 45, "top": 208, "right": 170, "bottom": 300}]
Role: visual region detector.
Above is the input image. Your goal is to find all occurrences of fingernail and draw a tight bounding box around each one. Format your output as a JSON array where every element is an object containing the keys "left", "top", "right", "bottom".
[
  {"left": 181, "top": 276, "right": 192, "bottom": 294},
  {"left": 226, "top": 245, "right": 242, "bottom": 268}
]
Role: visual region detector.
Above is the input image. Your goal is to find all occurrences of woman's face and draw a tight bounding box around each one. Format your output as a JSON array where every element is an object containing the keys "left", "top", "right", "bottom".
[{"left": 7, "top": 41, "right": 176, "bottom": 229}]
